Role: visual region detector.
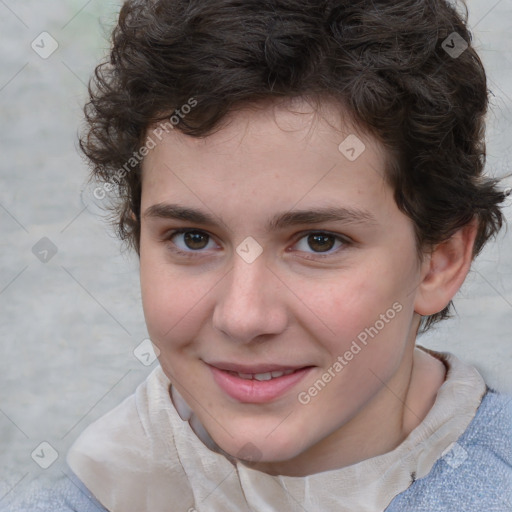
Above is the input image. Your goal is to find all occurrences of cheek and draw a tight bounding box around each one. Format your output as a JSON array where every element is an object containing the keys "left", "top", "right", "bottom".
[
  {"left": 140, "top": 248, "right": 190, "bottom": 342},
  {"left": 318, "top": 270, "right": 401, "bottom": 329},
  {"left": 302, "top": 281, "right": 412, "bottom": 416},
  {"left": 307, "top": 257, "right": 416, "bottom": 360},
  {"left": 139, "top": 248, "right": 219, "bottom": 355}
]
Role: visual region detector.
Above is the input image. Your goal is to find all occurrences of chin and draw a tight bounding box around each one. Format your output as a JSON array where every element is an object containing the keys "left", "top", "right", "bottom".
[{"left": 213, "top": 424, "right": 310, "bottom": 466}]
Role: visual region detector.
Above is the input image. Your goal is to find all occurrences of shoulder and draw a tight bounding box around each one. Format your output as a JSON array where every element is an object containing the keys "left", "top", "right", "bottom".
[
  {"left": 0, "top": 473, "right": 108, "bottom": 512},
  {"left": 386, "top": 389, "right": 512, "bottom": 511},
  {"left": 464, "top": 388, "right": 512, "bottom": 451}
]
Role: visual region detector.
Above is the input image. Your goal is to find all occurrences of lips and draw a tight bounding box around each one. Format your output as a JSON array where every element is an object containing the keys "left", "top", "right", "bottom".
[
  {"left": 206, "top": 361, "right": 313, "bottom": 403},
  {"left": 207, "top": 362, "right": 308, "bottom": 381}
]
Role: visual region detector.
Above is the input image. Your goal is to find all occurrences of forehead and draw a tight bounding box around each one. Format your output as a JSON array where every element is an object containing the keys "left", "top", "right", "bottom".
[
  {"left": 140, "top": 99, "right": 396, "bottom": 233},
  {"left": 146, "top": 98, "right": 382, "bottom": 159}
]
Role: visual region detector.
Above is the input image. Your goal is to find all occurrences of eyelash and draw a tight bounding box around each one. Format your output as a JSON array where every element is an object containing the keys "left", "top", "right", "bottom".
[{"left": 163, "top": 228, "right": 351, "bottom": 260}]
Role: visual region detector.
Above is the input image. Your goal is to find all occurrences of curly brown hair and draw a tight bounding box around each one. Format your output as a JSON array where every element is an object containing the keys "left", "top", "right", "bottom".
[{"left": 80, "top": 0, "right": 507, "bottom": 331}]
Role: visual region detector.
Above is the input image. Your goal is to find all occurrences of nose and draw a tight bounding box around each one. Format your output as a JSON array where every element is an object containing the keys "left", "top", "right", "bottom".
[{"left": 212, "top": 255, "right": 288, "bottom": 344}]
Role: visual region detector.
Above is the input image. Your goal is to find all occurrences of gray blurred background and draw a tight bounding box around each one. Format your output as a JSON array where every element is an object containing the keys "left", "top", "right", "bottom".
[{"left": 0, "top": 0, "right": 511, "bottom": 502}]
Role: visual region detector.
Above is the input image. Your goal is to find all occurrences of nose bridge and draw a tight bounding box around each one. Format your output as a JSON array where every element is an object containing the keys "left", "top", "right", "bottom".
[{"left": 212, "top": 254, "right": 286, "bottom": 342}]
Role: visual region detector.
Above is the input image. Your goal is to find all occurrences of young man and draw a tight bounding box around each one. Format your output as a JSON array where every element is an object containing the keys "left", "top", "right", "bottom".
[{"left": 5, "top": 0, "right": 511, "bottom": 510}]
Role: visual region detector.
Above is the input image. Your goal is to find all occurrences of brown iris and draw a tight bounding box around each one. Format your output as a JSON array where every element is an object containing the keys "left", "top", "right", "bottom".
[
  {"left": 307, "top": 233, "right": 335, "bottom": 252},
  {"left": 183, "top": 231, "right": 209, "bottom": 250}
]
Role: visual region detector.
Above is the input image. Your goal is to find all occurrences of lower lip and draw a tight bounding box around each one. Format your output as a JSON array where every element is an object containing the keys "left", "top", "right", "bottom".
[{"left": 209, "top": 365, "right": 313, "bottom": 403}]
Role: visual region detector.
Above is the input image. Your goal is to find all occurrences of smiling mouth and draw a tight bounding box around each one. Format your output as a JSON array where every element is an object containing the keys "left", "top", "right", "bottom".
[
  {"left": 225, "top": 369, "right": 297, "bottom": 381},
  {"left": 207, "top": 361, "right": 312, "bottom": 380},
  {"left": 206, "top": 362, "right": 315, "bottom": 403}
]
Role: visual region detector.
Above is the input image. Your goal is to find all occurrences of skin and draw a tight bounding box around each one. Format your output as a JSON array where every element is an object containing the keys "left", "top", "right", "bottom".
[{"left": 138, "top": 98, "right": 476, "bottom": 477}]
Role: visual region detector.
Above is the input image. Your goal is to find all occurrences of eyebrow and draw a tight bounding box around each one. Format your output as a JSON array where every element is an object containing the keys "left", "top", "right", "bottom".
[{"left": 143, "top": 203, "right": 378, "bottom": 231}]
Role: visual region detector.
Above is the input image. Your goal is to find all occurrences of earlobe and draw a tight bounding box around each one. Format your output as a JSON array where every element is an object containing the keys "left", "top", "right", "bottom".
[{"left": 414, "top": 219, "right": 478, "bottom": 316}]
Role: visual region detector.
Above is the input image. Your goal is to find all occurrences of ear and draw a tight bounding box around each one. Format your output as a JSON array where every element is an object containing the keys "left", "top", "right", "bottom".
[{"left": 414, "top": 219, "right": 478, "bottom": 316}]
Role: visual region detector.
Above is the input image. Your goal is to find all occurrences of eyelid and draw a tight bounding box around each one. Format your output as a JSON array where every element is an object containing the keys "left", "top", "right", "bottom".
[
  {"left": 292, "top": 229, "right": 352, "bottom": 244},
  {"left": 163, "top": 228, "right": 352, "bottom": 258}
]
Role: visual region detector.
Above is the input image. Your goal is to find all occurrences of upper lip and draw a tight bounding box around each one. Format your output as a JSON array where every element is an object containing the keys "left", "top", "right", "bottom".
[{"left": 206, "top": 361, "right": 311, "bottom": 374}]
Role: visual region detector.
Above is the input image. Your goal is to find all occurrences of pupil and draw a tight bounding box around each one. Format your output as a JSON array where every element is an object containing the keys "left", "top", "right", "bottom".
[
  {"left": 308, "top": 233, "right": 334, "bottom": 252},
  {"left": 184, "top": 231, "right": 208, "bottom": 250}
]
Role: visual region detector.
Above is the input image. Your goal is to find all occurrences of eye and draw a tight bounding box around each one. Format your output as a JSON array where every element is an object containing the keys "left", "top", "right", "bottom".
[
  {"left": 292, "top": 231, "right": 348, "bottom": 258},
  {"left": 165, "top": 229, "right": 218, "bottom": 254},
  {"left": 164, "top": 229, "right": 351, "bottom": 259}
]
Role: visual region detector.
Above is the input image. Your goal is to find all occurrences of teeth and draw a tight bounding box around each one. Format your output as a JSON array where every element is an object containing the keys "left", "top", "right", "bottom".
[
  {"left": 233, "top": 369, "right": 296, "bottom": 380},
  {"left": 254, "top": 372, "right": 272, "bottom": 381}
]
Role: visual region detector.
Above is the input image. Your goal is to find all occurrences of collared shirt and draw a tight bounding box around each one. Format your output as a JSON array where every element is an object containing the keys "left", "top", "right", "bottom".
[{"left": 61, "top": 346, "right": 494, "bottom": 512}]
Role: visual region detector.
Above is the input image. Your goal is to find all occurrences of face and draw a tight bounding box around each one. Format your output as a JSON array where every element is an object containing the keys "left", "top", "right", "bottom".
[{"left": 139, "top": 99, "right": 425, "bottom": 474}]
